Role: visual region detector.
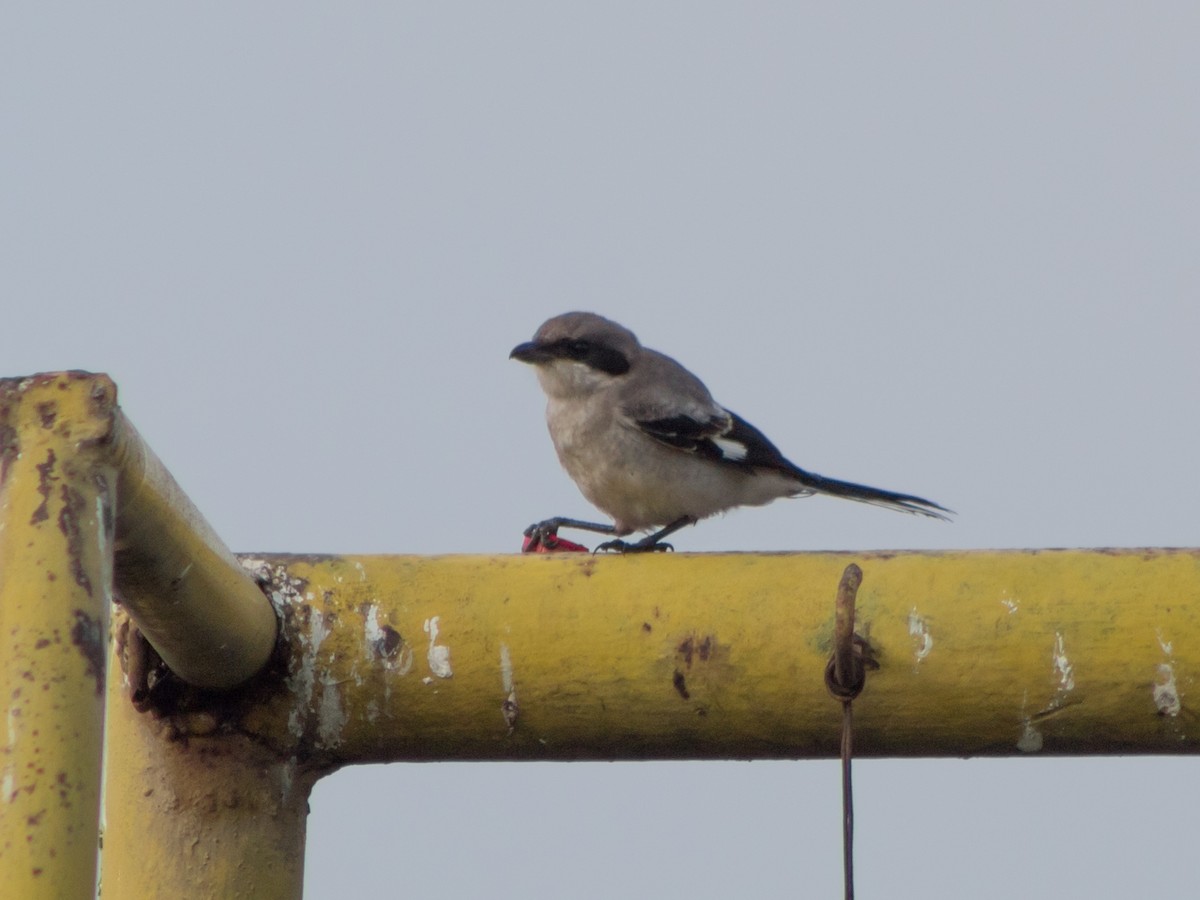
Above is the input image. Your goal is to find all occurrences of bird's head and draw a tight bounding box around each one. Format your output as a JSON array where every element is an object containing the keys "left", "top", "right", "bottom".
[{"left": 511, "top": 312, "right": 638, "bottom": 399}]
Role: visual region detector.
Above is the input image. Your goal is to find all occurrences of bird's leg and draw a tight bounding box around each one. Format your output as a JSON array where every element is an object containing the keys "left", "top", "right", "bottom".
[
  {"left": 595, "top": 516, "right": 698, "bottom": 554},
  {"left": 523, "top": 516, "right": 617, "bottom": 552}
]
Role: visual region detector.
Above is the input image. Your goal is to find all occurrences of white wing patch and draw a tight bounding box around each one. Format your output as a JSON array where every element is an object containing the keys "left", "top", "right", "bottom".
[{"left": 712, "top": 436, "right": 748, "bottom": 462}]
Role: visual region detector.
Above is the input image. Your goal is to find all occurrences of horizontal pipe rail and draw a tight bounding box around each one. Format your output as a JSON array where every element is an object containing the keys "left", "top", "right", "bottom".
[{"left": 205, "top": 548, "right": 1200, "bottom": 766}]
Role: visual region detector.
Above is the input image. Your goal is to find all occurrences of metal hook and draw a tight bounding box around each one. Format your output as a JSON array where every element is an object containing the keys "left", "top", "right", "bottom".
[
  {"left": 823, "top": 562, "right": 877, "bottom": 900},
  {"left": 825, "top": 564, "right": 874, "bottom": 700}
]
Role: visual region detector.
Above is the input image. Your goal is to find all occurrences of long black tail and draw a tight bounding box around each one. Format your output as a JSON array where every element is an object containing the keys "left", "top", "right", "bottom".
[
  {"left": 795, "top": 470, "right": 953, "bottom": 520},
  {"left": 715, "top": 410, "right": 952, "bottom": 520}
]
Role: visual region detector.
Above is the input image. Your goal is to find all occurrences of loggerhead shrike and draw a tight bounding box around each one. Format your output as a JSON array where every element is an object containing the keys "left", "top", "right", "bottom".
[{"left": 511, "top": 311, "right": 951, "bottom": 552}]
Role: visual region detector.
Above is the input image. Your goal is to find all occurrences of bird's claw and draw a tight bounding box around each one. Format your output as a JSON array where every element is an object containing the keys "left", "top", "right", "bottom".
[
  {"left": 521, "top": 520, "right": 590, "bottom": 554},
  {"left": 594, "top": 538, "right": 675, "bottom": 554}
]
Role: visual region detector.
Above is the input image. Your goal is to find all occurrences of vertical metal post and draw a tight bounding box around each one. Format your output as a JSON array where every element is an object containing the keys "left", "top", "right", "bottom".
[
  {"left": 1, "top": 373, "right": 116, "bottom": 897},
  {"left": 101, "top": 614, "right": 312, "bottom": 899}
]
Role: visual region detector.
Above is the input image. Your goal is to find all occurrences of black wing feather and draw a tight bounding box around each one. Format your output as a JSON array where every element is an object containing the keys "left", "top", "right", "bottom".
[
  {"left": 636, "top": 409, "right": 953, "bottom": 519},
  {"left": 634, "top": 410, "right": 797, "bottom": 474},
  {"left": 635, "top": 413, "right": 729, "bottom": 462}
]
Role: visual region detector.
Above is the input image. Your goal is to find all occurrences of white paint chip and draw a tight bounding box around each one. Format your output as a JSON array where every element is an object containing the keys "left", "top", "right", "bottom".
[
  {"left": 1017, "top": 720, "right": 1044, "bottom": 753},
  {"left": 500, "top": 643, "right": 515, "bottom": 693},
  {"left": 424, "top": 616, "right": 453, "bottom": 679},
  {"left": 1153, "top": 630, "right": 1182, "bottom": 717},
  {"left": 500, "top": 643, "right": 519, "bottom": 729},
  {"left": 908, "top": 608, "right": 933, "bottom": 664},
  {"left": 1157, "top": 629, "right": 1173, "bottom": 656},
  {"left": 315, "top": 677, "right": 348, "bottom": 750},
  {"left": 1154, "top": 663, "right": 1181, "bottom": 717},
  {"left": 1052, "top": 631, "right": 1075, "bottom": 693}
]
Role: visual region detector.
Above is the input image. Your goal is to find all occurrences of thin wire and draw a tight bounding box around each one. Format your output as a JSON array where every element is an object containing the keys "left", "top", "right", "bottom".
[
  {"left": 824, "top": 564, "right": 865, "bottom": 900},
  {"left": 841, "top": 699, "right": 854, "bottom": 900}
]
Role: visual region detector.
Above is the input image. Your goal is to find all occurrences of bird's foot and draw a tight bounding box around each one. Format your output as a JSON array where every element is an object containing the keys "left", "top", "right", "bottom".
[
  {"left": 594, "top": 537, "right": 675, "bottom": 554},
  {"left": 593, "top": 515, "right": 697, "bottom": 554},
  {"left": 521, "top": 517, "right": 613, "bottom": 553}
]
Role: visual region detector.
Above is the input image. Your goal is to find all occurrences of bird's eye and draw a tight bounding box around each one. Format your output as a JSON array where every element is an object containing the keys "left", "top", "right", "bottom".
[{"left": 566, "top": 340, "right": 591, "bottom": 358}]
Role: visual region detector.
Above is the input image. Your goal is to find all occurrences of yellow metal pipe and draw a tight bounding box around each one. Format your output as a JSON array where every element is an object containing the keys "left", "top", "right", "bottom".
[
  {"left": 105, "top": 545, "right": 1200, "bottom": 897},
  {"left": 1, "top": 372, "right": 115, "bottom": 898},
  {"left": 100, "top": 614, "right": 311, "bottom": 900},
  {"left": 3, "top": 370, "right": 280, "bottom": 894},
  {"left": 109, "top": 413, "right": 276, "bottom": 689},
  {"left": 198, "top": 549, "right": 1199, "bottom": 766},
  {"left": 1, "top": 371, "right": 276, "bottom": 690}
]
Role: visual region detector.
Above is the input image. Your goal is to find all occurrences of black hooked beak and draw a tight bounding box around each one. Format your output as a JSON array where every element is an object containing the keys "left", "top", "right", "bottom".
[{"left": 510, "top": 341, "right": 552, "bottom": 364}]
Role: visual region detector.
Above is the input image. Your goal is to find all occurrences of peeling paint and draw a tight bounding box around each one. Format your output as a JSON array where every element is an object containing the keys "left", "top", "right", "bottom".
[
  {"left": 286, "top": 607, "right": 331, "bottom": 741},
  {"left": 1017, "top": 720, "right": 1044, "bottom": 752},
  {"left": 238, "top": 557, "right": 270, "bottom": 584},
  {"left": 500, "top": 644, "right": 518, "bottom": 730},
  {"left": 1153, "top": 663, "right": 1181, "bottom": 717},
  {"left": 241, "top": 559, "right": 307, "bottom": 612},
  {"left": 1153, "top": 632, "right": 1181, "bottom": 717},
  {"left": 499, "top": 643, "right": 514, "bottom": 694},
  {"left": 1017, "top": 690, "right": 1043, "bottom": 752},
  {"left": 1157, "top": 629, "right": 1173, "bottom": 656},
  {"left": 315, "top": 677, "right": 348, "bottom": 750},
  {"left": 423, "top": 616, "right": 453, "bottom": 679},
  {"left": 907, "top": 608, "right": 932, "bottom": 665},
  {"left": 1052, "top": 631, "right": 1075, "bottom": 693}
]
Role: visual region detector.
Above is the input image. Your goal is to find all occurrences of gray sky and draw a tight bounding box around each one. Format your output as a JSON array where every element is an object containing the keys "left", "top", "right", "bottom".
[{"left": 4, "top": 4, "right": 1198, "bottom": 897}]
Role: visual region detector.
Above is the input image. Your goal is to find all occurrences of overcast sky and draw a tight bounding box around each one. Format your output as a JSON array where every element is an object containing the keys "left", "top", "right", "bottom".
[{"left": 4, "top": 4, "right": 1199, "bottom": 898}]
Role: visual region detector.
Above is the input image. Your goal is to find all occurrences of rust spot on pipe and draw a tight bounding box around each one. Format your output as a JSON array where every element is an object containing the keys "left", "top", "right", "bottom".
[
  {"left": 36, "top": 401, "right": 57, "bottom": 429},
  {"left": 71, "top": 610, "right": 105, "bottom": 696},
  {"left": 372, "top": 624, "right": 403, "bottom": 659},
  {"left": 119, "top": 620, "right": 152, "bottom": 710},
  {"left": 88, "top": 377, "right": 116, "bottom": 418},
  {"left": 58, "top": 484, "right": 92, "bottom": 597},
  {"left": 0, "top": 421, "right": 17, "bottom": 486},
  {"left": 31, "top": 448, "right": 56, "bottom": 524},
  {"left": 502, "top": 694, "right": 519, "bottom": 730},
  {"left": 677, "top": 633, "right": 716, "bottom": 667},
  {"left": 672, "top": 669, "right": 690, "bottom": 699}
]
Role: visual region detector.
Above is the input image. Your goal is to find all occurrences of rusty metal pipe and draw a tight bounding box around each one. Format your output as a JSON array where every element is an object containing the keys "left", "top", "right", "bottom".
[{"left": 109, "top": 410, "right": 277, "bottom": 689}]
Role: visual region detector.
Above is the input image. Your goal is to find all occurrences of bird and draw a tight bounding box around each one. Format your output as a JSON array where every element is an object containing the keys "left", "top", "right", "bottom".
[{"left": 511, "top": 311, "right": 951, "bottom": 552}]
